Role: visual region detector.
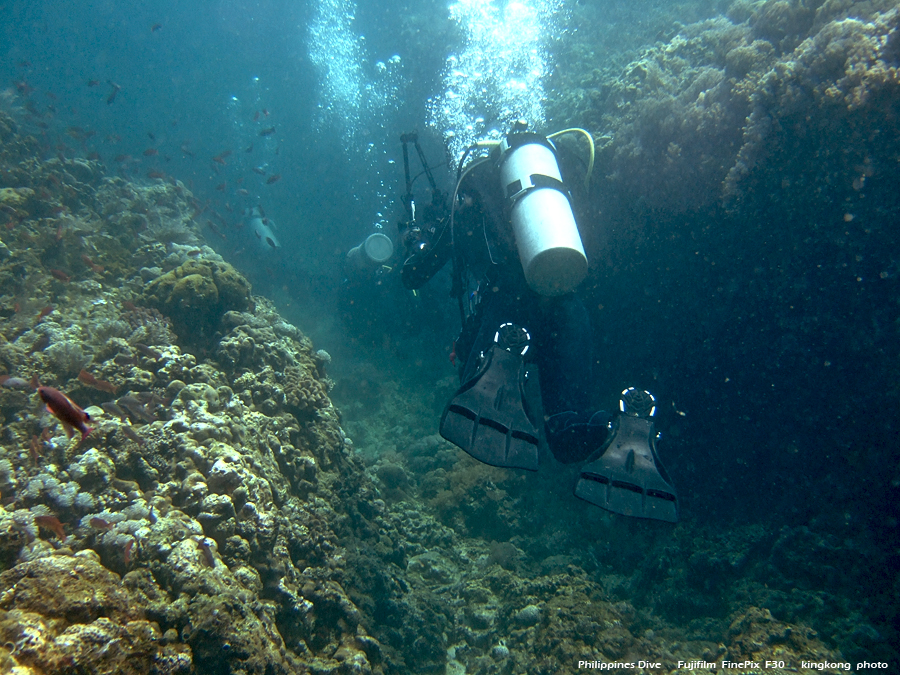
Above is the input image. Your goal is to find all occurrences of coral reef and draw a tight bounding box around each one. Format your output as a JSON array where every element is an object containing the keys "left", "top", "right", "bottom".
[{"left": 551, "top": 0, "right": 900, "bottom": 215}]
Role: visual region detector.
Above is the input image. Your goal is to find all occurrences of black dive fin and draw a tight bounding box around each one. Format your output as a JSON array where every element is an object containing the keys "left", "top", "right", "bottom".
[
  {"left": 440, "top": 346, "right": 539, "bottom": 471},
  {"left": 575, "top": 415, "right": 678, "bottom": 522}
]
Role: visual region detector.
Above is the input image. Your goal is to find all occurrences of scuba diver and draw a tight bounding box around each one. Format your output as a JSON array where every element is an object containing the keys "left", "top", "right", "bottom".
[{"left": 397, "top": 123, "right": 679, "bottom": 523}]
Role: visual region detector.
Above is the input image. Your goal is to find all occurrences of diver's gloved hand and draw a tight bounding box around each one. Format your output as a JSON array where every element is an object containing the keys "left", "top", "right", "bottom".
[{"left": 546, "top": 410, "right": 611, "bottom": 464}]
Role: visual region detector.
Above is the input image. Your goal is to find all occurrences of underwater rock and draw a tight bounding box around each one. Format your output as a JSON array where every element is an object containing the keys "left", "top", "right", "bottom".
[
  {"left": 513, "top": 603, "right": 541, "bottom": 627},
  {"left": 0, "top": 555, "right": 192, "bottom": 674},
  {"left": 0, "top": 186, "right": 35, "bottom": 209}
]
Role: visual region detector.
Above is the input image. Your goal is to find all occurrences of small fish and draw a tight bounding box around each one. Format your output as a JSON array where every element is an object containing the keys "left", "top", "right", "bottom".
[
  {"left": 49, "top": 269, "right": 70, "bottom": 282},
  {"left": 123, "top": 538, "right": 134, "bottom": 564},
  {"left": 106, "top": 81, "right": 121, "bottom": 105},
  {"left": 121, "top": 424, "right": 145, "bottom": 446},
  {"left": 90, "top": 517, "right": 113, "bottom": 531},
  {"left": 87, "top": 79, "right": 100, "bottom": 87},
  {"left": 206, "top": 220, "right": 226, "bottom": 240},
  {"left": 259, "top": 126, "right": 276, "bottom": 137},
  {"left": 101, "top": 401, "right": 128, "bottom": 420},
  {"left": 180, "top": 143, "right": 194, "bottom": 157},
  {"left": 215, "top": 182, "right": 226, "bottom": 191},
  {"left": 0, "top": 375, "right": 31, "bottom": 389},
  {"left": 212, "top": 150, "right": 232, "bottom": 165},
  {"left": 38, "top": 386, "right": 93, "bottom": 440},
  {"left": 81, "top": 254, "right": 104, "bottom": 274},
  {"left": 266, "top": 174, "right": 281, "bottom": 185},
  {"left": 86, "top": 151, "right": 101, "bottom": 160},
  {"left": 117, "top": 395, "right": 157, "bottom": 423},
  {"left": 143, "top": 148, "right": 158, "bottom": 156},
  {"left": 147, "top": 170, "right": 166, "bottom": 179},
  {"left": 151, "top": 23, "right": 162, "bottom": 32},
  {"left": 113, "top": 353, "right": 134, "bottom": 366},
  {"left": 251, "top": 166, "right": 266, "bottom": 175},
  {"left": 29, "top": 435, "right": 41, "bottom": 464},
  {"left": 237, "top": 188, "right": 249, "bottom": 196},
  {"left": 78, "top": 369, "right": 117, "bottom": 394},
  {"left": 197, "top": 538, "right": 216, "bottom": 567},
  {"left": 244, "top": 143, "right": 253, "bottom": 153},
  {"left": 34, "top": 514, "right": 66, "bottom": 540},
  {"left": 133, "top": 343, "right": 161, "bottom": 360}
]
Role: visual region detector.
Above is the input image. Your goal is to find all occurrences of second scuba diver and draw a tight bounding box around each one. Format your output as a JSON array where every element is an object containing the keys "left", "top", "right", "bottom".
[{"left": 397, "top": 122, "right": 679, "bottom": 523}]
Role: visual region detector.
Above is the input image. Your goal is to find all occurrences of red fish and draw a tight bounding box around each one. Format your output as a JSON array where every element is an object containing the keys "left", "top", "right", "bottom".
[
  {"left": 49, "top": 269, "right": 70, "bottom": 282},
  {"left": 212, "top": 150, "right": 232, "bottom": 165},
  {"left": 266, "top": 174, "right": 281, "bottom": 185},
  {"left": 78, "top": 369, "right": 117, "bottom": 394},
  {"left": 81, "top": 254, "right": 104, "bottom": 273},
  {"left": 34, "top": 515, "right": 66, "bottom": 540},
  {"left": 38, "top": 386, "right": 93, "bottom": 440},
  {"left": 29, "top": 435, "right": 41, "bottom": 464}
]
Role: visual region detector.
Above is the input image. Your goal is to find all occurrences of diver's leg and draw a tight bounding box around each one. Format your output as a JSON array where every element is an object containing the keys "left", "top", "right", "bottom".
[{"left": 535, "top": 293, "right": 609, "bottom": 463}]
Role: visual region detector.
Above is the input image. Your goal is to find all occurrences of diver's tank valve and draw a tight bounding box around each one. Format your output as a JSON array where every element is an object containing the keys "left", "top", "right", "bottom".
[{"left": 498, "top": 130, "right": 588, "bottom": 296}]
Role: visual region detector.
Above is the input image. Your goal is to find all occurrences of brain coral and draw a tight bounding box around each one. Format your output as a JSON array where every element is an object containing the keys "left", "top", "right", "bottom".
[{"left": 143, "top": 259, "right": 253, "bottom": 345}]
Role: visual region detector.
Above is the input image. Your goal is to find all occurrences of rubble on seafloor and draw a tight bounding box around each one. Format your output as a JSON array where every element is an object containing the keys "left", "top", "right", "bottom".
[{"left": 0, "top": 34, "right": 892, "bottom": 675}]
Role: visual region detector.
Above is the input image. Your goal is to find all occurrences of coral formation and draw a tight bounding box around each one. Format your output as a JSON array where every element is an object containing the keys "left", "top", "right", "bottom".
[
  {"left": 551, "top": 1, "right": 900, "bottom": 215},
  {"left": 143, "top": 259, "right": 253, "bottom": 345}
]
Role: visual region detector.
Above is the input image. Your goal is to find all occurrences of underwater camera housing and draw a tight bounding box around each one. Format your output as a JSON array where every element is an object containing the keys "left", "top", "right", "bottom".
[{"left": 498, "top": 130, "right": 588, "bottom": 296}]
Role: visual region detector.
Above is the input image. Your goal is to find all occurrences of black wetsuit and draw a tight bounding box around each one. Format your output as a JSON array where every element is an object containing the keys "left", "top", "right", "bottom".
[{"left": 401, "top": 157, "right": 609, "bottom": 463}]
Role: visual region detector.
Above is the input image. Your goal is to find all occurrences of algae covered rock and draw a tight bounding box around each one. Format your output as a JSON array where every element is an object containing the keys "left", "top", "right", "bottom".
[
  {"left": 143, "top": 259, "right": 253, "bottom": 345},
  {"left": 0, "top": 555, "right": 192, "bottom": 674}
]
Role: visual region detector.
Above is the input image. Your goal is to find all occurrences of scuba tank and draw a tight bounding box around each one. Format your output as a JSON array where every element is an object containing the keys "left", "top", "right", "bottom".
[{"left": 498, "top": 130, "right": 588, "bottom": 296}]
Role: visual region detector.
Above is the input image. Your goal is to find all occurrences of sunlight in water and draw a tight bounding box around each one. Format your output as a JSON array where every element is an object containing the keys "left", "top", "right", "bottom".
[{"left": 427, "top": 0, "right": 568, "bottom": 162}]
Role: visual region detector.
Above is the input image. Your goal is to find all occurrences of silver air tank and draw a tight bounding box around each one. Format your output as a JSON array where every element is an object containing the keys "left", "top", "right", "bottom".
[{"left": 498, "top": 132, "right": 587, "bottom": 296}]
